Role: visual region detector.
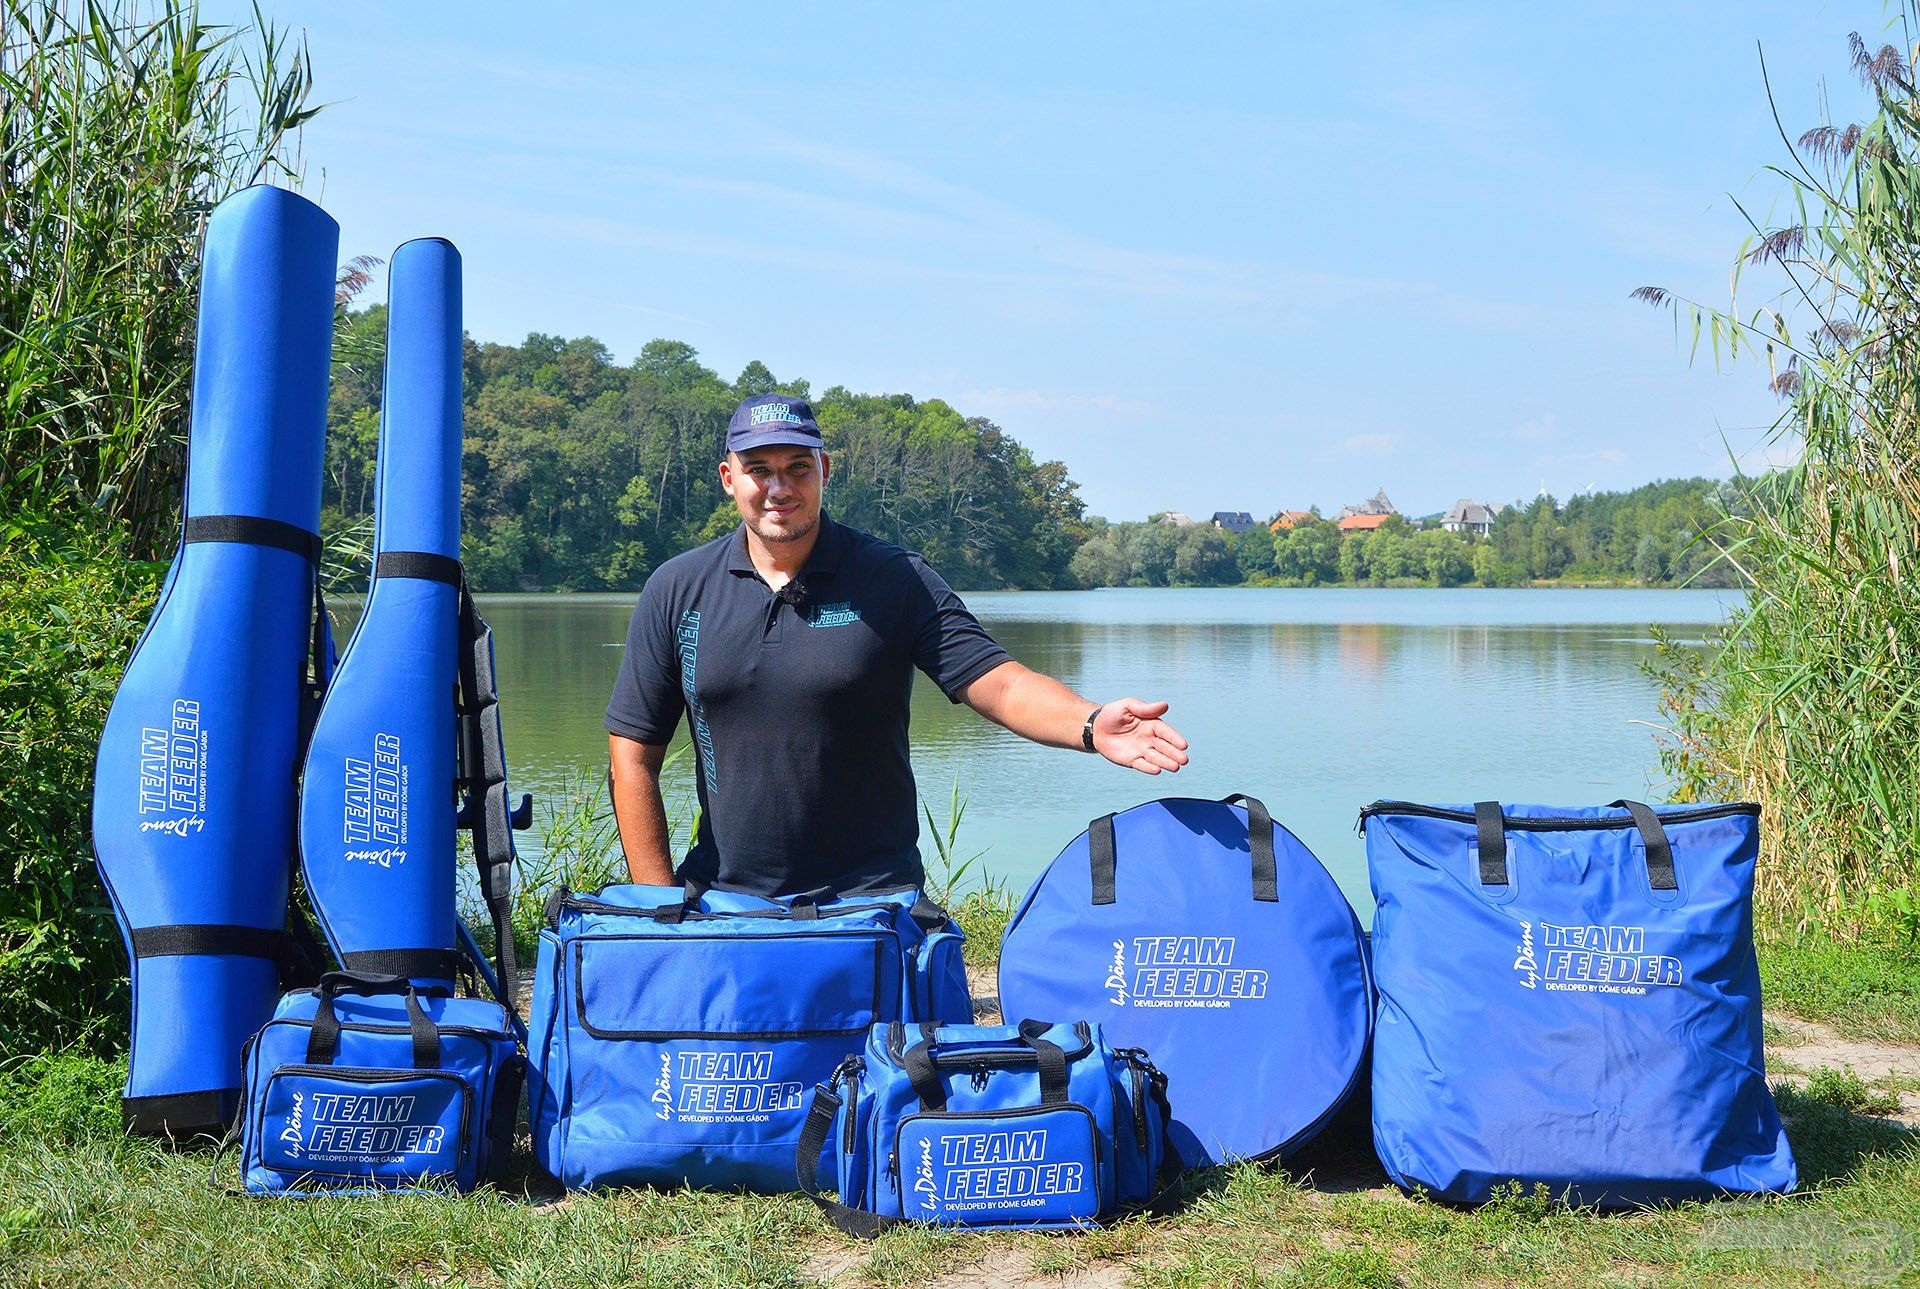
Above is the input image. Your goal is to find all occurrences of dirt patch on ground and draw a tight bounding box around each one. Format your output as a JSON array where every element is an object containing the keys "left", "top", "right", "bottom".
[
  {"left": 1768, "top": 1014, "right": 1920, "bottom": 1126},
  {"left": 802, "top": 1247, "right": 1134, "bottom": 1288}
]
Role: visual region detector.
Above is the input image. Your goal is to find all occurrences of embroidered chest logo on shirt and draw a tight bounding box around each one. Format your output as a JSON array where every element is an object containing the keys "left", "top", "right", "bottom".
[{"left": 806, "top": 601, "right": 861, "bottom": 628}]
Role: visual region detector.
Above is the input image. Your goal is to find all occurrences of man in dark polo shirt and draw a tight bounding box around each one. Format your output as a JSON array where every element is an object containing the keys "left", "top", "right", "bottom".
[{"left": 605, "top": 393, "right": 1189, "bottom": 895}]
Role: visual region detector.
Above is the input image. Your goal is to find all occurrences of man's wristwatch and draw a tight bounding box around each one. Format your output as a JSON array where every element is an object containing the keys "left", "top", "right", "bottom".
[{"left": 1081, "top": 705, "right": 1103, "bottom": 753}]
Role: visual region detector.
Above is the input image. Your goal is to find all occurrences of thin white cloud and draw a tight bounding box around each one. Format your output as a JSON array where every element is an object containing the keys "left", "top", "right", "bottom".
[
  {"left": 1321, "top": 433, "right": 1400, "bottom": 460},
  {"left": 1514, "top": 414, "right": 1557, "bottom": 442},
  {"left": 957, "top": 388, "right": 1162, "bottom": 419}
]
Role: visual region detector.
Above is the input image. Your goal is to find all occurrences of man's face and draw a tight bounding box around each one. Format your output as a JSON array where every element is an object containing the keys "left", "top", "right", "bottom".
[{"left": 720, "top": 445, "right": 830, "bottom": 544}]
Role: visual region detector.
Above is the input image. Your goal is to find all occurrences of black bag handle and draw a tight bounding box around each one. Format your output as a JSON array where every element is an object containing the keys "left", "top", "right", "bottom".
[
  {"left": 1474, "top": 801, "right": 1508, "bottom": 886},
  {"left": 1608, "top": 799, "right": 1679, "bottom": 891},
  {"left": 1090, "top": 794, "right": 1276, "bottom": 905},
  {"left": 1472, "top": 800, "right": 1677, "bottom": 891},
  {"left": 305, "top": 971, "right": 440, "bottom": 1069},
  {"left": 653, "top": 875, "right": 711, "bottom": 925},
  {"left": 901, "top": 1024, "right": 946, "bottom": 1111},
  {"left": 1015, "top": 1019, "right": 1070, "bottom": 1105}
]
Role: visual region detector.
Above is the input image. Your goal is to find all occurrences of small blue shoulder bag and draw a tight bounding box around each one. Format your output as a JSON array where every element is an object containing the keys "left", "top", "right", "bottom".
[
  {"left": 797, "top": 1020, "right": 1179, "bottom": 1234},
  {"left": 231, "top": 970, "right": 523, "bottom": 1195}
]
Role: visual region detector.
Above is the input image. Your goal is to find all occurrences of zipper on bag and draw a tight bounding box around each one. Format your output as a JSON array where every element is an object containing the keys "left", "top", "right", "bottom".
[{"left": 1356, "top": 799, "right": 1759, "bottom": 836}]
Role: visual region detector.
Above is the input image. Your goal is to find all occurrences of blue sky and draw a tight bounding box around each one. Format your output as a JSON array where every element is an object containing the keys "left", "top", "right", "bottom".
[{"left": 238, "top": 2, "right": 1882, "bottom": 520}]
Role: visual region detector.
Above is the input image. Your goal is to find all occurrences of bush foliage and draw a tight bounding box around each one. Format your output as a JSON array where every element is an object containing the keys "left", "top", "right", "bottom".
[{"left": 0, "top": 517, "right": 162, "bottom": 1058}]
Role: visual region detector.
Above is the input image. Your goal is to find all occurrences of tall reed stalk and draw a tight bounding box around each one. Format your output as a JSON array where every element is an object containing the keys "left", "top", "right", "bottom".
[
  {"left": 0, "top": 0, "right": 316, "bottom": 555},
  {"left": 1643, "top": 15, "right": 1920, "bottom": 940}
]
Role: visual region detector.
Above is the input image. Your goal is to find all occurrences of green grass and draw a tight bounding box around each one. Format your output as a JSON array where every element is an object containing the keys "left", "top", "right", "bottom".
[
  {"left": 1759, "top": 935, "right": 1920, "bottom": 1045},
  {"left": 2, "top": 1036, "right": 1913, "bottom": 1288}
]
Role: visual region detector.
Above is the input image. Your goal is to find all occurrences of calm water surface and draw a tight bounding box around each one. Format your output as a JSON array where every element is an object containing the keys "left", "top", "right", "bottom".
[{"left": 456, "top": 587, "right": 1740, "bottom": 914}]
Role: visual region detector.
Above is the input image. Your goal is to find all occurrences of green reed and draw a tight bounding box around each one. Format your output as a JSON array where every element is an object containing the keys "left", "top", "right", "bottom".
[
  {"left": 0, "top": 0, "right": 316, "bottom": 555},
  {"left": 1643, "top": 16, "right": 1920, "bottom": 940}
]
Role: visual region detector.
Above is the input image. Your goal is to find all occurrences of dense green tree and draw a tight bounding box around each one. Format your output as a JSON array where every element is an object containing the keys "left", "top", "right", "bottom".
[
  {"left": 321, "top": 321, "right": 1087, "bottom": 591},
  {"left": 1067, "top": 479, "right": 1737, "bottom": 589},
  {"left": 1231, "top": 526, "right": 1277, "bottom": 581}
]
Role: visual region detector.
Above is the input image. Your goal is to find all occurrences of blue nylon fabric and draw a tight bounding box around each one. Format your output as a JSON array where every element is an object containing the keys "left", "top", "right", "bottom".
[
  {"left": 1364, "top": 801, "right": 1797, "bottom": 1206},
  {"left": 818, "top": 1021, "right": 1168, "bottom": 1229},
  {"left": 302, "top": 240, "right": 464, "bottom": 986},
  {"left": 92, "top": 187, "right": 338, "bottom": 1126},
  {"left": 529, "top": 883, "right": 971, "bottom": 1191},
  {"left": 997, "top": 798, "right": 1372, "bottom": 1165},
  {"left": 239, "top": 988, "right": 520, "bottom": 1195}
]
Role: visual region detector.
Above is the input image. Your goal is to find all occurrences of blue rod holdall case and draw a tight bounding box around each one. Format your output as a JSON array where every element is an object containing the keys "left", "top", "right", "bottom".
[
  {"left": 796, "top": 1021, "right": 1177, "bottom": 1234},
  {"left": 528, "top": 881, "right": 972, "bottom": 1192},
  {"left": 92, "top": 186, "right": 339, "bottom": 1137},
  {"left": 233, "top": 970, "right": 522, "bottom": 1196},
  {"left": 1360, "top": 799, "right": 1797, "bottom": 1206},
  {"left": 997, "top": 795, "right": 1374, "bottom": 1166}
]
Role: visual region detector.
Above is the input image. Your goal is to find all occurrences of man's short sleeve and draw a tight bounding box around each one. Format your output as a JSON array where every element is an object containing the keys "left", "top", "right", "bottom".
[
  {"left": 606, "top": 574, "right": 686, "bottom": 744},
  {"left": 906, "top": 556, "right": 1012, "bottom": 701}
]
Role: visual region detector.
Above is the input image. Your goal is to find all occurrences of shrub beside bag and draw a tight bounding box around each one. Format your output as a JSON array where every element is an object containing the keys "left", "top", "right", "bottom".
[
  {"left": 233, "top": 971, "right": 522, "bottom": 1195},
  {"left": 528, "top": 882, "right": 971, "bottom": 1192},
  {"left": 797, "top": 1021, "right": 1175, "bottom": 1233},
  {"left": 1361, "top": 799, "right": 1797, "bottom": 1206},
  {"left": 998, "top": 795, "right": 1373, "bottom": 1165}
]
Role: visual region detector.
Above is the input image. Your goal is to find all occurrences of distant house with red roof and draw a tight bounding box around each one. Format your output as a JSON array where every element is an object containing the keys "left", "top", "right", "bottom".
[{"left": 1337, "top": 512, "right": 1394, "bottom": 533}]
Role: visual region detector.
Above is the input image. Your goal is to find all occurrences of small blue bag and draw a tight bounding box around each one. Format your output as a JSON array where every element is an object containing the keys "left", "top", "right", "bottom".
[
  {"left": 797, "top": 1021, "right": 1176, "bottom": 1233},
  {"left": 528, "top": 882, "right": 972, "bottom": 1192},
  {"left": 1362, "top": 799, "right": 1797, "bottom": 1206},
  {"left": 234, "top": 971, "right": 522, "bottom": 1195}
]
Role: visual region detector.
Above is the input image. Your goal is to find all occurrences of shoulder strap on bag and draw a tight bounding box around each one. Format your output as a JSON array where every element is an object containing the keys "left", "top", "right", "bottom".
[
  {"left": 796, "top": 1081, "right": 910, "bottom": 1238},
  {"left": 1089, "top": 795, "right": 1276, "bottom": 906},
  {"left": 454, "top": 582, "right": 533, "bottom": 1031}
]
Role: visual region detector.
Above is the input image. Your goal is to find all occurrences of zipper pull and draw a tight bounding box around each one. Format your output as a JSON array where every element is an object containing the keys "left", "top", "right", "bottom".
[
  {"left": 970, "top": 1061, "right": 991, "bottom": 1093},
  {"left": 544, "top": 884, "right": 572, "bottom": 927}
]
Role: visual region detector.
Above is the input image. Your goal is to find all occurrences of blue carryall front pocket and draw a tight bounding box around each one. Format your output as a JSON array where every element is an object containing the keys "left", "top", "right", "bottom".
[
  {"left": 798, "top": 1020, "right": 1177, "bottom": 1234},
  {"left": 529, "top": 883, "right": 971, "bottom": 1192},
  {"left": 235, "top": 971, "right": 522, "bottom": 1196}
]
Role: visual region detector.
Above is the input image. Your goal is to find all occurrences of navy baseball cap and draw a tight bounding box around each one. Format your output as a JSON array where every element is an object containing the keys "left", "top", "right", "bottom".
[{"left": 726, "top": 394, "right": 823, "bottom": 454}]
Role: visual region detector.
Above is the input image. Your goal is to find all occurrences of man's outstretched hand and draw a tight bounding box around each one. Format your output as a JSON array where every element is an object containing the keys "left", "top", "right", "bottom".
[{"left": 1091, "top": 698, "right": 1190, "bottom": 775}]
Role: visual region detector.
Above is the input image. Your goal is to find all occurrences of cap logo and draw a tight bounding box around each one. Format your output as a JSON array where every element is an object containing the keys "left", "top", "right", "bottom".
[{"left": 749, "top": 403, "right": 805, "bottom": 427}]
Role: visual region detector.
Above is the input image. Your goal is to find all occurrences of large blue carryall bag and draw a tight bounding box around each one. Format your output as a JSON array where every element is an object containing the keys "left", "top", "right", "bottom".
[
  {"left": 234, "top": 971, "right": 522, "bottom": 1195},
  {"left": 998, "top": 796, "right": 1373, "bottom": 1166},
  {"left": 528, "top": 882, "right": 971, "bottom": 1192},
  {"left": 1361, "top": 799, "right": 1797, "bottom": 1206},
  {"left": 796, "top": 1020, "right": 1176, "bottom": 1233}
]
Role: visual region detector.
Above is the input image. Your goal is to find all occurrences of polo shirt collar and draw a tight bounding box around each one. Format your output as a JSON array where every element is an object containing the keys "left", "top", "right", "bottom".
[{"left": 725, "top": 511, "right": 847, "bottom": 582}]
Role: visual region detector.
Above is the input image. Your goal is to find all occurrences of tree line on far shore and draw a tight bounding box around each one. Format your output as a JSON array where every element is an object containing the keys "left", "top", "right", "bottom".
[
  {"left": 1069, "top": 477, "right": 1742, "bottom": 589},
  {"left": 324, "top": 311, "right": 1088, "bottom": 592},
  {"left": 323, "top": 315, "right": 1739, "bottom": 594}
]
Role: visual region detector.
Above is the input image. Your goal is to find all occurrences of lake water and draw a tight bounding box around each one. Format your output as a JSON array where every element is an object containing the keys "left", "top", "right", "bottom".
[{"left": 463, "top": 587, "right": 1740, "bottom": 915}]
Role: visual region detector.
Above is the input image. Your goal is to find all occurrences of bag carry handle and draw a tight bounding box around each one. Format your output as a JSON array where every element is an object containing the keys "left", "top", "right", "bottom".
[
  {"left": 305, "top": 971, "right": 441, "bottom": 1069},
  {"left": 1090, "top": 793, "right": 1277, "bottom": 906},
  {"left": 1015, "top": 1019, "right": 1071, "bottom": 1105},
  {"left": 1608, "top": 799, "right": 1679, "bottom": 892},
  {"left": 652, "top": 875, "right": 711, "bottom": 925},
  {"left": 1472, "top": 800, "right": 1678, "bottom": 892},
  {"left": 901, "top": 1022, "right": 946, "bottom": 1110}
]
